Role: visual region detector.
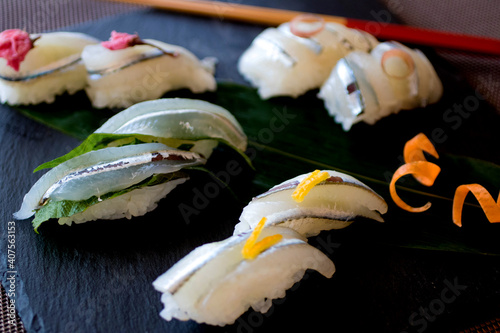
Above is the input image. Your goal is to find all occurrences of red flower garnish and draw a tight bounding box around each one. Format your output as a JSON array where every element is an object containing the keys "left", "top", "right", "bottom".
[
  {"left": 0, "top": 29, "right": 36, "bottom": 71},
  {"left": 101, "top": 31, "right": 143, "bottom": 50}
]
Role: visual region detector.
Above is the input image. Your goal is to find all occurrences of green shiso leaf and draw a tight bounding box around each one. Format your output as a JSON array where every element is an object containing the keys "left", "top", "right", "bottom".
[
  {"left": 33, "top": 132, "right": 253, "bottom": 173},
  {"left": 33, "top": 133, "right": 152, "bottom": 172},
  {"left": 32, "top": 172, "right": 186, "bottom": 232}
]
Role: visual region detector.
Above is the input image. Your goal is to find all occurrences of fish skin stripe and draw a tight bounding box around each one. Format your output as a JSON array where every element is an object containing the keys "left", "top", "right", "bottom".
[
  {"left": 41, "top": 149, "right": 201, "bottom": 204},
  {"left": 0, "top": 54, "right": 81, "bottom": 82},
  {"left": 160, "top": 235, "right": 305, "bottom": 295}
]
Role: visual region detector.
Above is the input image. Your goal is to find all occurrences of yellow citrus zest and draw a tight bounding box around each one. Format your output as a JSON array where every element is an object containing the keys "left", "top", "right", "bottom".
[
  {"left": 243, "top": 235, "right": 283, "bottom": 260},
  {"left": 242, "top": 217, "right": 283, "bottom": 260},
  {"left": 292, "top": 170, "right": 330, "bottom": 203}
]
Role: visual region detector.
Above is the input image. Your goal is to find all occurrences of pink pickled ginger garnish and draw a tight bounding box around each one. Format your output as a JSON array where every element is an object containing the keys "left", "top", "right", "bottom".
[
  {"left": 0, "top": 29, "right": 35, "bottom": 71},
  {"left": 101, "top": 31, "right": 142, "bottom": 50}
]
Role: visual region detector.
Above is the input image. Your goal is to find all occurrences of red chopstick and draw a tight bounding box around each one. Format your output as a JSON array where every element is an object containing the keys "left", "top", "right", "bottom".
[
  {"left": 346, "top": 18, "right": 500, "bottom": 55},
  {"left": 109, "top": 0, "right": 500, "bottom": 56}
]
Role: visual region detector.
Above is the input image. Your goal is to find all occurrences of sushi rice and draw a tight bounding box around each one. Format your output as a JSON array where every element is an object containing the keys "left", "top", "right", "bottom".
[{"left": 58, "top": 177, "right": 187, "bottom": 226}]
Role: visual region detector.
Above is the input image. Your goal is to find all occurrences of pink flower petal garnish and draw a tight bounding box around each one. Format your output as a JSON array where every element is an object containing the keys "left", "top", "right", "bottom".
[
  {"left": 101, "top": 31, "right": 142, "bottom": 50},
  {"left": 0, "top": 29, "right": 35, "bottom": 71}
]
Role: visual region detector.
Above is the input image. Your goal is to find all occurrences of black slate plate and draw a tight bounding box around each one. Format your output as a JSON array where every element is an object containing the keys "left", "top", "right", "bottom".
[{"left": 1, "top": 2, "right": 499, "bottom": 333}]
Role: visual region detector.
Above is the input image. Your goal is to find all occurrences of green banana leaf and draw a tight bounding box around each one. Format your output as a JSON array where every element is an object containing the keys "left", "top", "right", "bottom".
[{"left": 13, "top": 82, "right": 500, "bottom": 255}]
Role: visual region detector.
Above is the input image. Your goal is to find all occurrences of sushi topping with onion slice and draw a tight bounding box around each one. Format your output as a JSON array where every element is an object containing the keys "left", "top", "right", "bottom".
[
  {"left": 238, "top": 16, "right": 378, "bottom": 99},
  {"left": 318, "top": 41, "right": 443, "bottom": 131},
  {"left": 289, "top": 14, "right": 326, "bottom": 38}
]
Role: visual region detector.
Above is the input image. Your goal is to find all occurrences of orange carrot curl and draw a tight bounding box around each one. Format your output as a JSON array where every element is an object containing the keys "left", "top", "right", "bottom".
[
  {"left": 403, "top": 133, "right": 439, "bottom": 184},
  {"left": 390, "top": 161, "right": 441, "bottom": 212},
  {"left": 390, "top": 133, "right": 441, "bottom": 213},
  {"left": 403, "top": 133, "right": 439, "bottom": 163},
  {"left": 452, "top": 184, "right": 500, "bottom": 227}
]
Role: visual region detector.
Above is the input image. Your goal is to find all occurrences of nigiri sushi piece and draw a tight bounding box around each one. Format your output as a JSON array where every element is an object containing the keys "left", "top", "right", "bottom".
[
  {"left": 0, "top": 29, "right": 99, "bottom": 105},
  {"left": 94, "top": 98, "right": 248, "bottom": 159},
  {"left": 14, "top": 142, "right": 205, "bottom": 230},
  {"left": 34, "top": 98, "right": 249, "bottom": 174},
  {"left": 82, "top": 31, "right": 217, "bottom": 109},
  {"left": 238, "top": 15, "right": 378, "bottom": 99},
  {"left": 318, "top": 41, "right": 443, "bottom": 131},
  {"left": 234, "top": 170, "right": 388, "bottom": 237},
  {"left": 153, "top": 225, "right": 335, "bottom": 326}
]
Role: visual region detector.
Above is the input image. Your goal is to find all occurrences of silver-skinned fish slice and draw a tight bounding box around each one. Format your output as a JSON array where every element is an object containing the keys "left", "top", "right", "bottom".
[
  {"left": 235, "top": 170, "right": 388, "bottom": 237},
  {"left": 14, "top": 142, "right": 205, "bottom": 229},
  {"left": 153, "top": 226, "right": 335, "bottom": 326}
]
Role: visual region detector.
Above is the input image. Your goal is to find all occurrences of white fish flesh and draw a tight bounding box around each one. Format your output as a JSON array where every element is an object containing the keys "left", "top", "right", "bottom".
[
  {"left": 82, "top": 39, "right": 217, "bottom": 108},
  {"left": 0, "top": 32, "right": 98, "bottom": 105},
  {"left": 95, "top": 98, "right": 248, "bottom": 157}
]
